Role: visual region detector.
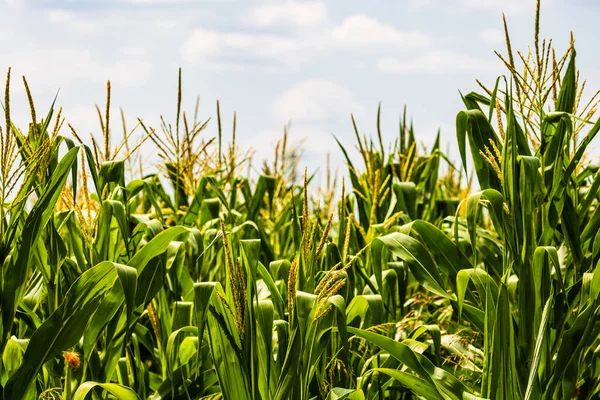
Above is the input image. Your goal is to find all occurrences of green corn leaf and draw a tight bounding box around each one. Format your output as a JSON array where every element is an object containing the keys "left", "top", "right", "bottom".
[
  {"left": 3, "top": 262, "right": 135, "bottom": 399},
  {"left": 72, "top": 382, "right": 140, "bottom": 400}
]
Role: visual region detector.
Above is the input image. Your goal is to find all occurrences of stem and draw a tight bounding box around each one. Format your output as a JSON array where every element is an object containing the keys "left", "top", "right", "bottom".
[{"left": 64, "top": 365, "right": 72, "bottom": 400}]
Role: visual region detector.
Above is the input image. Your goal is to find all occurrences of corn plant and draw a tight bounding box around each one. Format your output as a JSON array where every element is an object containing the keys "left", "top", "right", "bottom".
[
  {"left": 1, "top": 2, "right": 598, "bottom": 399},
  {"left": 368, "top": 3, "right": 600, "bottom": 399}
]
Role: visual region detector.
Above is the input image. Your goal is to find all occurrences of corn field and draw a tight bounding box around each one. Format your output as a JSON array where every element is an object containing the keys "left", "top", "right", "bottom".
[{"left": 1, "top": 5, "right": 600, "bottom": 400}]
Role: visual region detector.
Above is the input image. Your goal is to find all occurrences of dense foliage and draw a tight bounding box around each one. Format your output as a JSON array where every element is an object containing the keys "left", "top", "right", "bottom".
[{"left": 1, "top": 5, "right": 600, "bottom": 399}]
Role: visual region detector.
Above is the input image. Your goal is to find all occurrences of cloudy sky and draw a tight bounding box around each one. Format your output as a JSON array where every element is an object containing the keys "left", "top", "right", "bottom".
[{"left": 1, "top": 0, "right": 598, "bottom": 178}]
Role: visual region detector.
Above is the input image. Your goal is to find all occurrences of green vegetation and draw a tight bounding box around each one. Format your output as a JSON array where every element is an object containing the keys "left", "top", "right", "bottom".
[{"left": 1, "top": 4, "right": 600, "bottom": 399}]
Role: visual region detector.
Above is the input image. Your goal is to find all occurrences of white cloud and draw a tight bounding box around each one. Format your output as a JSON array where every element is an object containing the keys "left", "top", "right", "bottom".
[
  {"left": 199, "top": 62, "right": 248, "bottom": 72},
  {"left": 3, "top": 0, "right": 24, "bottom": 9},
  {"left": 120, "top": 46, "right": 146, "bottom": 57},
  {"left": 45, "top": 10, "right": 97, "bottom": 33},
  {"left": 270, "top": 79, "right": 363, "bottom": 124},
  {"left": 123, "top": 0, "right": 198, "bottom": 4},
  {"left": 462, "top": 0, "right": 552, "bottom": 15},
  {"left": 332, "top": 14, "right": 432, "bottom": 50},
  {"left": 243, "top": 1, "right": 328, "bottom": 28},
  {"left": 409, "top": 0, "right": 432, "bottom": 7},
  {"left": 377, "top": 50, "right": 499, "bottom": 74},
  {"left": 154, "top": 19, "right": 180, "bottom": 33},
  {"left": 3, "top": 48, "right": 152, "bottom": 89},
  {"left": 180, "top": 28, "right": 303, "bottom": 67},
  {"left": 480, "top": 28, "right": 503, "bottom": 45},
  {"left": 0, "top": 31, "right": 15, "bottom": 42},
  {"left": 47, "top": 10, "right": 74, "bottom": 24},
  {"left": 181, "top": 14, "right": 432, "bottom": 67},
  {"left": 109, "top": 59, "right": 153, "bottom": 87}
]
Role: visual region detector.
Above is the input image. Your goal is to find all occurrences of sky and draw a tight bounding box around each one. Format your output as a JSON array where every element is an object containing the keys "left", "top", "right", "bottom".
[{"left": 1, "top": 0, "right": 599, "bottom": 182}]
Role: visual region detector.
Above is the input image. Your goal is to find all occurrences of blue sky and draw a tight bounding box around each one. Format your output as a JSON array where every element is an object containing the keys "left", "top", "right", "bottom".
[{"left": 1, "top": 0, "right": 598, "bottom": 179}]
